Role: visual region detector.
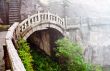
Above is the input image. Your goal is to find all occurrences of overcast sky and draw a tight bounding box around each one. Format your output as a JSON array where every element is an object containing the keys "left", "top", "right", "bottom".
[
  {"left": 72, "top": 0, "right": 110, "bottom": 14},
  {"left": 40, "top": 0, "right": 110, "bottom": 17}
]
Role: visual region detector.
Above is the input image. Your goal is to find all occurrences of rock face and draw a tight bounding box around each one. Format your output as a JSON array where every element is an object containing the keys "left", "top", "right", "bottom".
[
  {"left": 27, "top": 28, "right": 63, "bottom": 56},
  {"left": 28, "top": 30, "right": 51, "bottom": 55},
  {"left": 84, "top": 25, "right": 110, "bottom": 70},
  {"left": 20, "top": 0, "right": 47, "bottom": 20}
]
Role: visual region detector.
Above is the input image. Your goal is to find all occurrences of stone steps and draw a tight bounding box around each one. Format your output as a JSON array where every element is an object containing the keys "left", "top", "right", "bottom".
[{"left": 8, "top": 0, "right": 20, "bottom": 25}]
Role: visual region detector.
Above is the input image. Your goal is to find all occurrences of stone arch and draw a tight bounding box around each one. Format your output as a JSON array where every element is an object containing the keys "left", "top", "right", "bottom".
[
  {"left": 22, "top": 22, "right": 65, "bottom": 40},
  {"left": 16, "top": 12, "right": 65, "bottom": 40}
]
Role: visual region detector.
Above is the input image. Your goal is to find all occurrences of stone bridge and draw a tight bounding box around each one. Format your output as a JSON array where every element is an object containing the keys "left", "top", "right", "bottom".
[{"left": 5, "top": 11, "right": 79, "bottom": 71}]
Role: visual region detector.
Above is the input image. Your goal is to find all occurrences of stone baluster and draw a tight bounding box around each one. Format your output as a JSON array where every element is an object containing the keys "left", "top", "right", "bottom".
[
  {"left": 60, "top": 20, "right": 62, "bottom": 26},
  {"left": 45, "top": 14, "right": 47, "bottom": 21},
  {"left": 24, "top": 23, "right": 26, "bottom": 30},
  {"left": 43, "top": 14, "right": 45, "bottom": 21},
  {"left": 35, "top": 15, "right": 38, "bottom": 22},
  {"left": 33, "top": 17, "right": 35, "bottom": 23},
  {"left": 49, "top": 15, "right": 51, "bottom": 21},
  {"left": 51, "top": 15, "right": 53, "bottom": 21},
  {"left": 53, "top": 16, "right": 55, "bottom": 21},
  {"left": 38, "top": 11, "right": 41, "bottom": 22},
  {"left": 52, "top": 15, "right": 54, "bottom": 21},
  {"left": 23, "top": 24, "right": 25, "bottom": 31},
  {"left": 50, "top": 15, "right": 52, "bottom": 21},
  {"left": 31, "top": 18, "right": 34, "bottom": 24},
  {"left": 56, "top": 15, "right": 58, "bottom": 23},
  {"left": 62, "top": 18, "right": 64, "bottom": 26},
  {"left": 40, "top": 14, "right": 43, "bottom": 21},
  {"left": 46, "top": 14, "right": 48, "bottom": 20},
  {"left": 28, "top": 15, "right": 31, "bottom": 26},
  {"left": 24, "top": 22, "right": 27, "bottom": 27},
  {"left": 43, "top": 14, "right": 44, "bottom": 21},
  {"left": 38, "top": 13, "right": 41, "bottom": 22},
  {"left": 54, "top": 13, "right": 57, "bottom": 22},
  {"left": 21, "top": 25, "right": 23, "bottom": 32},
  {"left": 47, "top": 11, "right": 50, "bottom": 21},
  {"left": 58, "top": 18, "right": 60, "bottom": 24},
  {"left": 26, "top": 21, "right": 29, "bottom": 27}
]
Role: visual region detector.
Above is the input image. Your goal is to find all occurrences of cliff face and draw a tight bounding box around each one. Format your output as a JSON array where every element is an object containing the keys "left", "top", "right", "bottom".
[{"left": 20, "top": 0, "right": 47, "bottom": 20}]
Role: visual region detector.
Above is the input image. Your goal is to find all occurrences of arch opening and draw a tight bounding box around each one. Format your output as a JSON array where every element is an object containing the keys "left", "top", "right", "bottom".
[{"left": 27, "top": 28, "right": 64, "bottom": 56}]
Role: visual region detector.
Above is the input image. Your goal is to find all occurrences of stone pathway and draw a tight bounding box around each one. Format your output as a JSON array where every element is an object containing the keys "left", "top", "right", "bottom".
[{"left": 0, "top": 31, "right": 7, "bottom": 71}]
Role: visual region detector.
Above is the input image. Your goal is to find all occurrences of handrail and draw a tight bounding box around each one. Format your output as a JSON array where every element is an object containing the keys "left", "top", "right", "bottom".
[
  {"left": 18, "top": 12, "right": 65, "bottom": 33},
  {"left": 6, "top": 22, "right": 26, "bottom": 71}
]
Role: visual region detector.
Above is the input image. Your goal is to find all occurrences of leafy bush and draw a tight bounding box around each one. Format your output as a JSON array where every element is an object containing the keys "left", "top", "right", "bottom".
[
  {"left": 18, "top": 39, "right": 34, "bottom": 71},
  {"left": 18, "top": 38, "right": 102, "bottom": 71},
  {"left": 31, "top": 48, "right": 61, "bottom": 71},
  {"left": 55, "top": 38, "right": 102, "bottom": 71},
  {"left": 18, "top": 38, "right": 61, "bottom": 71}
]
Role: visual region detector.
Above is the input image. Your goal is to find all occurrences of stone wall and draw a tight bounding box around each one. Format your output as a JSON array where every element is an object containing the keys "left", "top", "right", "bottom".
[{"left": 27, "top": 30, "right": 51, "bottom": 55}]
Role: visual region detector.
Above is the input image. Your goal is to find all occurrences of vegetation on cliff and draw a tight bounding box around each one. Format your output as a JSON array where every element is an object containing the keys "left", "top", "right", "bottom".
[
  {"left": 18, "top": 38, "right": 102, "bottom": 71},
  {"left": 18, "top": 39, "right": 34, "bottom": 71},
  {"left": 18, "top": 39, "right": 61, "bottom": 71},
  {"left": 55, "top": 38, "right": 102, "bottom": 71}
]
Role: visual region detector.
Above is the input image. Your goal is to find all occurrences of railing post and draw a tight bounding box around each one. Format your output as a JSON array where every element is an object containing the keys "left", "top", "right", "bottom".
[
  {"left": 28, "top": 15, "right": 31, "bottom": 26},
  {"left": 38, "top": 11, "right": 41, "bottom": 22},
  {"left": 55, "top": 13, "right": 57, "bottom": 22},
  {"left": 47, "top": 11, "right": 50, "bottom": 21},
  {"left": 44, "top": 14, "right": 46, "bottom": 21},
  {"left": 62, "top": 18, "right": 64, "bottom": 26}
]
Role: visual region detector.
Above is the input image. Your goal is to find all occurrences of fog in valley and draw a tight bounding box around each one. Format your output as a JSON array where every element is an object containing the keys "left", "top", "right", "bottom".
[{"left": 40, "top": 0, "right": 110, "bottom": 69}]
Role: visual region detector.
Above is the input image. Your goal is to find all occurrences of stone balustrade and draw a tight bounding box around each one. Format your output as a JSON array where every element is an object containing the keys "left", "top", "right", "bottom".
[
  {"left": 18, "top": 11, "right": 65, "bottom": 33},
  {"left": 6, "top": 22, "right": 26, "bottom": 71}
]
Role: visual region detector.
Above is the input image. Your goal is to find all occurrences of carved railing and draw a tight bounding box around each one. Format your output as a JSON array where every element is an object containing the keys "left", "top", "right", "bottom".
[{"left": 17, "top": 11, "right": 65, "bottom": 34}]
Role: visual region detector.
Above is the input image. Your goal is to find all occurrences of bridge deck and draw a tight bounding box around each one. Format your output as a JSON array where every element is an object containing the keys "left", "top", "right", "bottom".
[{"left": 0, "top": 31, "right": 7, "bottom": 71}]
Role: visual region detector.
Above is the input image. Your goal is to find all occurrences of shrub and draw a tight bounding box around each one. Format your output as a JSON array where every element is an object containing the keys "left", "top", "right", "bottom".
[
  {"left": 55, "top": 38, "right": 102, "bottom": 71},
  {"left": 18, "top": 39, "right": 34, "bottom": 71},
  {"left": 18, "top": 38, "right": 61, "bottom": 71},
  {"left": 31, "top": 48, "right": 61, "bottom": 71}
]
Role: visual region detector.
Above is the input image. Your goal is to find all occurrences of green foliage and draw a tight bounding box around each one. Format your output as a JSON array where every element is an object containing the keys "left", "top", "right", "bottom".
[
  {"left": 18, "top": 38, "right": 102, "bottom": 71},
  {"left": 55, "top": 38, "right": 102, "bottom": 71},
  {"left": 18, "top": 39, "right": 34, "bottom": 71},
  {"left": 18, "top": 38, "right": 61, "bottom": 71},
  {"left": 31, "top": 48, "right": 61, "bottom": 71},
  {"left": 94, "top": 65, "right": 103, "bottom": 71}
]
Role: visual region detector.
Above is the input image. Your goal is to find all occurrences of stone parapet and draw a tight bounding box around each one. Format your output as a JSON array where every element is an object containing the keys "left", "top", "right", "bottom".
[{"left": 5, "top": 22, "right": 26, "bottom": 71}]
